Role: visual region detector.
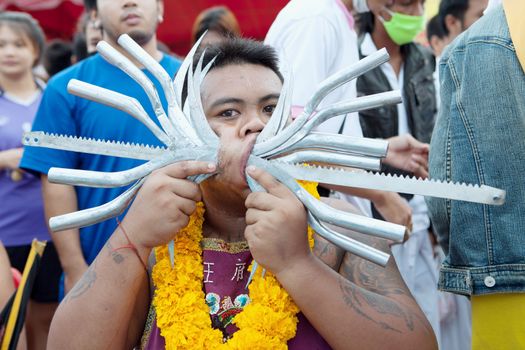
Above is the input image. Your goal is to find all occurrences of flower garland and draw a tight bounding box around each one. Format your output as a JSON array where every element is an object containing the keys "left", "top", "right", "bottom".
[{"left": 152, "top": 181, "right": 319, "bottom": 349}]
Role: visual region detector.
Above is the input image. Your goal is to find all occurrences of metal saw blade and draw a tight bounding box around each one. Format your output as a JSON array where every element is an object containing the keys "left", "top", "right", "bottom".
[
  {"left": 274, "top": 162, "right": 506, "bottom": 206},
  {"left": 23, "top": 131, "right": 166, "bottom": 161}
]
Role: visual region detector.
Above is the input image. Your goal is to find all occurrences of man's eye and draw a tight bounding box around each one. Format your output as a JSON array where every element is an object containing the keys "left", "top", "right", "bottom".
[
  {"left": 219, "top": 109, "right": 239, "bottom": 118},
  {"left": 263, "top": 105, "right": 276, "bottom": 114}
]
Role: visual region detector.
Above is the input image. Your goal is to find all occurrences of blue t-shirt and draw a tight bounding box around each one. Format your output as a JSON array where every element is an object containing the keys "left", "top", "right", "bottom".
[{"left": 21, "top": 53, "right": 181, "bottom": 265}]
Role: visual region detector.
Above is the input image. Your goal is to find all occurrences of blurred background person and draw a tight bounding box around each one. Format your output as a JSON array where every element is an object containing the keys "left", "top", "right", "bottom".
[
  {"left": 71, "top": 11, "right": 102, "bottom": 63},
  {"left": 426, "top": 14, "right": 450, "bottom": 58},
  {"left": 0, "top": 12, "right": 62, "bottom": 350},
  {"left": 191, "top": 6, "right": 241, "bottom": 46},
  {"left": 354, "top": 0, "right": 443, "bottom": 344},
  {"left": 439, "top": 0, "right": 488, "bottom": 43},
  {"left": 42, "top": 39, "right": 73, "bottom": 78},
  {"left": 20, "top": 0, "right": 181, "bottom": 304}
]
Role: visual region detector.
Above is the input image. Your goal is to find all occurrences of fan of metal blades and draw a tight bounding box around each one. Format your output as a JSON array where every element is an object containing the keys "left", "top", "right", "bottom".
[{"left": 23, "top": 34, "right": 505, "bottom": 285}]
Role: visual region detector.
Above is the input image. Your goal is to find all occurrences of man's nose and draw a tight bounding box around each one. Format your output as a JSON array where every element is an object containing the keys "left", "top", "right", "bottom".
[
  {"left": 240, "top": 112, "right": 267, "bottom": 136},
  {"left": 123, "top": 1, "right": 138, "bottom": 9}
]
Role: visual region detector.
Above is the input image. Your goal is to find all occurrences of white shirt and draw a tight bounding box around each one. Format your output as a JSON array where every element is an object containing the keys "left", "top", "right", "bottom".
[{"left": 265, "top": 0, "right": 371, "bottom": 216}]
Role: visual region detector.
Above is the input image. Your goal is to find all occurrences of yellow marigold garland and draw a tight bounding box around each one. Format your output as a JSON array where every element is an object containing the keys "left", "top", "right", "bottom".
[{"left": 152, "top": 182, "right": 319, "bottom": 349}]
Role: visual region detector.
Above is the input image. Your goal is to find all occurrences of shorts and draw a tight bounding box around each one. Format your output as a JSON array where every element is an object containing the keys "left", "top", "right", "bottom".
[{"left": 6, "top": 242, "right": 62, "bottom": 303}]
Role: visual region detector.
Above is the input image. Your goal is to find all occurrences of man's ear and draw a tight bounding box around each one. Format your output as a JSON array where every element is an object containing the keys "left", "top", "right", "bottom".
[
  {"left": 444, "top": 14, "right": 461, "bottom": 36},
  {"left": 88, "top": 8, "right": 98, "bottom": 22},
  {"left": 157, "top": 0, "right": 165, "bottom": 23}
]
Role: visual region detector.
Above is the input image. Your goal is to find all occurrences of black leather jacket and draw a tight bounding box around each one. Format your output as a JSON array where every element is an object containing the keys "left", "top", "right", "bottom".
[{"left": 357, "top": 37, "right": 437, "bottom": 144}]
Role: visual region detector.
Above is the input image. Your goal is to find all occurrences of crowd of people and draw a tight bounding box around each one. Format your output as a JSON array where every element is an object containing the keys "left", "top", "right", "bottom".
[{"left": 1, "top": 0, "right": 523, "bottom": 349}]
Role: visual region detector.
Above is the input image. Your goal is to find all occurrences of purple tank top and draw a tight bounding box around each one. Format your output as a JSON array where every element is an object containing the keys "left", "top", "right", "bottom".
[{"left": 141, "top": 238, "right": 331, "bottom": 349}]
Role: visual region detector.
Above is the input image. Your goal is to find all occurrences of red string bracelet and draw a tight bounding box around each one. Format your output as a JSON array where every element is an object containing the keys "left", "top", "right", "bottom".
[{"left": 113, "top": 218, "right": 148, "bottom": 273}]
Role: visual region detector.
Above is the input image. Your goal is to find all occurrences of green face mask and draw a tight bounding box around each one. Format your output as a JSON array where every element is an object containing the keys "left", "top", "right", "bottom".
[{"left": 382, "top": 11, "right": 425, "bottom": 46}]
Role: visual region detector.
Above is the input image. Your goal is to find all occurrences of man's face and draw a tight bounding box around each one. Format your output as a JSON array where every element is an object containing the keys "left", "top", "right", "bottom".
[
  {"left": 200, "top": 63, "right": 282, "bottom": 196},
  {"left": 389, "top": 0, "right": 425, "bottom": 17},
  {"left": 446, "top": 0, "right": 488, "bottom": 40},
  {"left": 96, "top": 0, "right": 163, "bottom": 46},
  {"left": 462, "top": 0, "right": 488, "bottom": 29}
]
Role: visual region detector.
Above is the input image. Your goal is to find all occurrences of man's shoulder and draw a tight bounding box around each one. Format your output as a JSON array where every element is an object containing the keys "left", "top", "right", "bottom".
[
  {"left": 46, "top": 54, "right": 104, "bottom": 90},
  {"left": 160, "top": 54, "right": 182, "bottom": 74},
  {"left": 272, "top": 0, "right": 342, "bottom": 26}
]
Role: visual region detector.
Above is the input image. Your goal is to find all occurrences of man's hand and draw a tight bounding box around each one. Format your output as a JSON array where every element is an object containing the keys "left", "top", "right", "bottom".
[
  {"left": 372, "top": 191, "right": 412, "bottom": 229},
  {"left": 244, "top": 166, "right": 311, "bottom": 276},
  {"left": 384, "top": 134, "right": 429, "bottom": 179},
  {"left": 122, "top": 161, "right": 216, "bottom": 250},
  {"left": 0, "top": 148, "right": 23, "bottom": 170}
]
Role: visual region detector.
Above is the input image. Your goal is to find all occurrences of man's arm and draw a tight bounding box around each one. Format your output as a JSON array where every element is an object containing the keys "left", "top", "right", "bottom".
[
  {"left": 41, "top": 176, "right": 87, "bottom": 293},
  {"left": 47, "top": 227, "right": 150, "bottom": 350},
  {"left": 47, "top": 161, "right": 216, "bottom": 349},
  {"left": 246, "top": 168, "right": 437, "bottom": 350}
]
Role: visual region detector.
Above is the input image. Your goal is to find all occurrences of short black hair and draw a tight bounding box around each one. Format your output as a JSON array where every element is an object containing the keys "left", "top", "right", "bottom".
[
  {"left": 0, "top": 11, "right": 46, "bottom": 67},
  {"left": 196, "top": 38, "right": 283, "bottom": 83},
  {"left": 356, "top": 12, "right": 375, "bottom": 35},
  {"left": 43, "top": 39, "right": 73, "bottom": 77},
  {"left": 438, "top": 0, "right": 470, "bottom": 35},
  {"left": 426, "top": 14, "right": 447, "bottom": 43},
  {"left": 83, "top": 0, "right": 97, "bottom": 11},
  {"left": 182, "top": 38, "right": 283, "bottom": 107}
]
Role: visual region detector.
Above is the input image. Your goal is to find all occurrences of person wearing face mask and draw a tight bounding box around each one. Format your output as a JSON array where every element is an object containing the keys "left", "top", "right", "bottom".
[
  {"left": 266, "top": 0, "right": 435, "bottom": 245},
  {"left": 354, "top": 0, "right": 443, "bottom": 346}
]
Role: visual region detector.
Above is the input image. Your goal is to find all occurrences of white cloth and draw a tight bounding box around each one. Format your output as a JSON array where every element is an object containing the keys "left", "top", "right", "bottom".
[{"left": 265, "top": 0, "right": 371, "bottom": 216}]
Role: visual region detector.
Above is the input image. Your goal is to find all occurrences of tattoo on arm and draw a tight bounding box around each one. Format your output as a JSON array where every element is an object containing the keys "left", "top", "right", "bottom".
[
  {"left": 337, "top": 234, "right": 434, "bottom": 336},
  {"left": 338, "top": 276, "right": 413, "bottom": 333},
  {"left": 106, "top": 239, "right": 125, "bottom": 265},
  {"left": 63, "top": 264, "right": 97, "bottom": 303},
  {"left": 313, "top": 234, "right": 345, "bottom": 271}
]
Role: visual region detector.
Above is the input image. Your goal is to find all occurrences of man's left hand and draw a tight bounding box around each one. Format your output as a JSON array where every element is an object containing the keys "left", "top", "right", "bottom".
[{"left": 244, "top": 166, "right": 310, "bottom": 276}]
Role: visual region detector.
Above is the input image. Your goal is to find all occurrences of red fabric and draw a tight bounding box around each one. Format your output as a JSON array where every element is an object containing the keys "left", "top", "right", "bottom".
[
  {"left": 159, "top": 0, "right": 289, "bottom": 56},
  {"left": 11, "top": 268, "right": 22, "bottom": 289},
  {"left": 5, "top": 1, "right": 84, "bottom": 40},
  {"left": 4, "top": 0, "right": 288, "bottom": 56}
]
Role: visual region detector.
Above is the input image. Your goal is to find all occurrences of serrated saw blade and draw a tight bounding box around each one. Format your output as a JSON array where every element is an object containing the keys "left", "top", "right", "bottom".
[
  {"left": 274, "top": 162, "right": 505, "bottom": 205},
  {"left": 22, "top": 131, "right": 166, "bottom": 161}
]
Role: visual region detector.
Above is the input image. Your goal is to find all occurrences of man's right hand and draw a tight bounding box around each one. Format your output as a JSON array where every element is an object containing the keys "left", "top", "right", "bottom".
[{"left": 122, "top": 161, "right": 216, "bottom": 251}]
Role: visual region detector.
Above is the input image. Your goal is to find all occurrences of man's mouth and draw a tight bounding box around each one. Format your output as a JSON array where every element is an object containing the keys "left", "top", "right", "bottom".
[
  {"left": 122, "top": 13, "right": 141, "bottom": 25},
  {"left": 239, "top": 136, "right": 258, "bottom": 181}
]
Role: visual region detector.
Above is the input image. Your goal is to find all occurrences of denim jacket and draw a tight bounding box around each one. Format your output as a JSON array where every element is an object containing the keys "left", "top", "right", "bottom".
[{"left": 426, "top": 5, "right": 525, "bottom": 296}]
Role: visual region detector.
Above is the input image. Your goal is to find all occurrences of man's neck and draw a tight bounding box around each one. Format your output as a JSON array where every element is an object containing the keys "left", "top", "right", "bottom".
[
  {"left": 202, "top": 203, "right": 247, "bottom": 243},
  {"left": 200, "top": 185, "right": 249, "bottom": 243},
  {"left": 102, "top": 33, "right": 163, "bottom": 67},
  {"left": 0, "top": 71, "right": 38, "bottom": 99}
]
